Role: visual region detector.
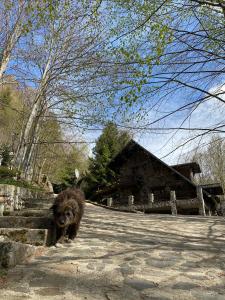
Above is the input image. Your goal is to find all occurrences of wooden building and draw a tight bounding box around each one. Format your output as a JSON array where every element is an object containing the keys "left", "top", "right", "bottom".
[{"left": 94, "top": 140, "right": 223, "bottom": 215}]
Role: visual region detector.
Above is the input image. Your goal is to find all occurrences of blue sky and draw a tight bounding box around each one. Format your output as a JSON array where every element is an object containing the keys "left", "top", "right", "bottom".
[{"left": 81, "top": 82, "right": 225, "bottom": 165}]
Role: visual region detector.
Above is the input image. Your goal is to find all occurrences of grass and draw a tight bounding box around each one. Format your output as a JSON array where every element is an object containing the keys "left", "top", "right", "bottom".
[{"left": 0, "top": 268, "right": 7, "bottom": 277}]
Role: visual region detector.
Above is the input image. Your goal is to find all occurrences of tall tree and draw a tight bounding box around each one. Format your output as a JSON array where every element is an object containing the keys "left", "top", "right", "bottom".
[
  {"left": 85, "top": 122, "right": 131, "bottom": 197},
  {"left": 13, "top": 0, "right": 128, "bottom": 177},
  {"left": 3, "top": 0, "right": 224, "bottom": 175},
  {"left": 0, "top": 0, "right": 62, "bottom": 80}
]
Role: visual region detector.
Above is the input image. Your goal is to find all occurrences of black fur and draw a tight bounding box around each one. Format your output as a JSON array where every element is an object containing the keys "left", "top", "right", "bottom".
[{"left": 51, "top": 188, "right": 85, "bottom": 244}]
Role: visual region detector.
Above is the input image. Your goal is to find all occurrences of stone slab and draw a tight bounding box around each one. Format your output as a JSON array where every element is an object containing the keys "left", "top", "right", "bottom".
[
  {"left": 0, "top": 238, "right": 45, "bottom": 268},
  {"left": 5, "top": 209, "right": 52, "bottom": 217},
  {"left": 23, "top": 201, "right": 53, "bottom": 210},
  {"left": 0, "top": 216, "right": 53, "bottom": 229},
  {"left": 0, "top": 228, "right": 48, "bottom": 246}
]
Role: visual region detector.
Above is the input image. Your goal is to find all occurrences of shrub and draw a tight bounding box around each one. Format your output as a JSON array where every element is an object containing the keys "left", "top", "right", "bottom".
[
  {"left": 0, "top": 145, "right": 12, "bottom": 167},
  {"left": 0, "top": 166, "right": 18, "bottom": 178}
]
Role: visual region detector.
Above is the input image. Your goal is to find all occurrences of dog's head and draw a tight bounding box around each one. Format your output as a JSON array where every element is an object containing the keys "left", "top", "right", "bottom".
[
  {"left": 51, "top": 200, "right": 79, "bottom": 228},
  {"left": 51, "top": 188, "right": 85, "bottom": 228}
]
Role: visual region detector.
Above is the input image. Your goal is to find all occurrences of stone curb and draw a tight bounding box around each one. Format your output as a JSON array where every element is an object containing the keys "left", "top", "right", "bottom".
[
  {"left": 0, "top": 216, "right": 53, "bottom": 229},
  {"left": 85, "top": 200, "right": 138, "bottom": 213},
  {"left": 0, "top": 228, "right": 48, "bottom": 246},
  {"left": 0, "top": 238, "right": 45, "bottom": 268},
  {"left": 4, "top": 209, "right": 52, "bottom": 217}
]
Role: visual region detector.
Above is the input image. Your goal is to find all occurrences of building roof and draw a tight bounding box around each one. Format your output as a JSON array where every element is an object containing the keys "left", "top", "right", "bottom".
[
  {"left": 109, "top": 139, "right": 197, "bottom": 188},
  {"left": 109, "top": 139, "right": 225, "bottom": 198},
  {"left": 200, "top": 183, "right": 224, "bottom": 195},
  {"left": 172, "top": 162, "right": 201, "bottom": 174}
]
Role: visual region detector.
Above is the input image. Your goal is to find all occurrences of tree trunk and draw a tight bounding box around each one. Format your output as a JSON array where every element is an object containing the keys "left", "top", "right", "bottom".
[
  {"left": 14, "top": 56, "right": 51, "bottom": 174},
  {"left": 23, "top": 122, "right": 41, "bottom": 179},
  {"left": 0, "top": 14, "right": 23, "bottom": 80}
]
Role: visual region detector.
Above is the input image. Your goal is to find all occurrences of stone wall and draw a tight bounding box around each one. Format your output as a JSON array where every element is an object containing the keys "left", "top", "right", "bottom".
[
  {"left": 0, "top": 185, "right": 23, "bottom": 214},
  {"left": 0, "top": 184, "right": 53, "bottom": 215}
]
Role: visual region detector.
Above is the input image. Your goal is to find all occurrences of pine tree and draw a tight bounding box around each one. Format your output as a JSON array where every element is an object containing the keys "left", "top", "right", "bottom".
[{"left": 85, "top": 122, "right": 131, "bottom": 197}]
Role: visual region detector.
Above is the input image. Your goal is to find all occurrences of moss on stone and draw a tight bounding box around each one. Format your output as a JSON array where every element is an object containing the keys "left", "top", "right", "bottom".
[{"left": 8, "top": 229, "right": 28, "bottom": 243}]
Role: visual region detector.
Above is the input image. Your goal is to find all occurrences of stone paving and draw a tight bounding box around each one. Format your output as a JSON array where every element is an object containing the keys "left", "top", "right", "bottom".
[{"left": 1, "top": 203, "right": 225, "bottom": 299}]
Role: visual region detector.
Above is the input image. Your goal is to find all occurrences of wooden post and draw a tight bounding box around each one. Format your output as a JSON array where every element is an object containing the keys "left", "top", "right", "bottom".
[
  {"left": 170, "top": 190, "right": 177, "bottom": 216},
  {"left": 107, "top": 197, "right": 113, "bottom": 207},
  {"left": 0, "top": 201, "right": 4, "bottom": 216},
  {"left": 197, "top": 186, "right": 206, "bottom": 216},
  {"left": 148, "top": 193, "right": 154, "bottom": 205},
  {"left": 128, "top": 195, "right": 134, "bottom": 207}
]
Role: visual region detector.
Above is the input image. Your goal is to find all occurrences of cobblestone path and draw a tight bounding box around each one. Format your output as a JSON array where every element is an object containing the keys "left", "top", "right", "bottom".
[{"left": 1, "top": 203, "right": 225, "bottom": 299}]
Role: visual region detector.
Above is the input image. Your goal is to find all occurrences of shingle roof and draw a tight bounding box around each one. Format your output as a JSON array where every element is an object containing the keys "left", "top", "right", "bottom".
[{"left": 109, "top": 139, "right": 197, "bottom": 188}]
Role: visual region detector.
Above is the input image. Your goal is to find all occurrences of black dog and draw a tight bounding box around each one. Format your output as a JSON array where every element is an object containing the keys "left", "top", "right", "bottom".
[{"left": 51, "top": 188, "right": 85, "bottom": 244}]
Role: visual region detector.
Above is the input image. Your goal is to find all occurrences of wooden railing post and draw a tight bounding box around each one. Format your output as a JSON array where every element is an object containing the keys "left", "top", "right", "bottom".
[
  {"left": 107, "top": 197, "right": 113, "bottom": 207},
  {"left": 170, "top": 190, "right": 177, "bottom": 216},
  {"left": 148, "top": 193, "right": 154, "bottom": 205},
  {"left": 197, "top": 186, "right": 206, "bottom": 216},
  {"left": 0, "top": 200, "right": 4, "bottom": 216},
  {"left": 128, "top": 195, "right": 134, "bottom": 208}
]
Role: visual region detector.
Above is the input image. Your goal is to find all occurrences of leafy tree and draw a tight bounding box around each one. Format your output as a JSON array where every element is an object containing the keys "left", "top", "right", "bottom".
[
  {"left": 28, "top": 111, "right": 89, "bottom": 186},
  {"left": 51, "top": 144, "right": 89, "bottom": 188},
  {"left": 0, "top": 145, "right": 11, "bottom": 166},
  {"left": 0, "top": 80, "right": 89, "bottom": 186},
  {"left": 85, "top": 122, "right": 131, "bottom": 197},
  {"left": 0, "top": 82, "right": 30, "bottom": 155}
]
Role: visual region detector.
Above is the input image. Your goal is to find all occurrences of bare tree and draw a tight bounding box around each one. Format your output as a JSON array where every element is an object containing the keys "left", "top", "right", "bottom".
[
  {"left": 187, "top": 136, "right": 225, "bottom": 191},
  {"left": 2, "top": 0, "right": 225, "bottom": 176},
  {"left": 0, "top": 0, "right": 62, "bottom": 81},
  {"left": 13, "top": 1, "right": 123, "bottom": 177}
]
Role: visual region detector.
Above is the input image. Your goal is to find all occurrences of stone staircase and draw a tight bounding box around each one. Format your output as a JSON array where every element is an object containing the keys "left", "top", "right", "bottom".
[{"left": 0, "top": 195, "right": 55, "bottom": 268}]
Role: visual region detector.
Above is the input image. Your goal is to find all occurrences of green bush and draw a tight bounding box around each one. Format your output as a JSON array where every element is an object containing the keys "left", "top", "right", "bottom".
[
  {"left": 0, "top": 166, "right": 18, "bottom": 178},
  {"left": 0, "top": 145, "right": 11, "bottom": 166}
]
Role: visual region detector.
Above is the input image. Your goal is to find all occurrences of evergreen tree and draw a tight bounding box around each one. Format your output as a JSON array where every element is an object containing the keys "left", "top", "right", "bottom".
[
  {"left": 0, "top": 145, "right": 11, "bottom": 167},
  {"left": 85, "top": 122, "right": 131, "bottom": 197}
]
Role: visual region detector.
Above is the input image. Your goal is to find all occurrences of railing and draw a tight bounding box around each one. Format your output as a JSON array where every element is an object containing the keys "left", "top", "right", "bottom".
[{"left": 104, "top": 187, "right": 208, "bottom": 216}]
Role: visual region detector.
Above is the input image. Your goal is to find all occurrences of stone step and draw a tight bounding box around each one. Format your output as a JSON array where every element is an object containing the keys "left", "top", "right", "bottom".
[
  {"left": 0, "top": 237, "right": 45, "bottom": 268},
  {"left": 22, "top": 197, "right": 55, "bottom": 203},
  {"left": 0, "top": 216, "right": 53, "bottom": 229},
  {"left": 4, "top": 209, "right": 52, "bottom": 217},
  {"left": 23, "top": 201, "right": 53, "bottom": 210},
  {"left": 0, "top": 228, "right": 48, "bottom": 246}
]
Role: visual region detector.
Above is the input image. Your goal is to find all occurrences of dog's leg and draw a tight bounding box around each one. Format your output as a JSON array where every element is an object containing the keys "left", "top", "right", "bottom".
[
  {"left": 67, "top": 223, "right": 79, "bottom": 240},
  {"left": 56, "top": 226, "right": 68, "bottom": 244}
]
